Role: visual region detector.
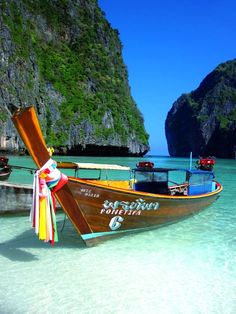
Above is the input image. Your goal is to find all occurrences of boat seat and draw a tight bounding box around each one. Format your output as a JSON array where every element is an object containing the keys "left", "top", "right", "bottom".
[{"left": 134, "top": 181, "right": 169, "bottom": 194}]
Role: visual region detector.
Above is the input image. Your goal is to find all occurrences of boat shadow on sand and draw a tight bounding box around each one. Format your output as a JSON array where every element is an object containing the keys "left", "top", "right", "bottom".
[{"left": 0, "top": 219, "right": 86, "bottom": 262}]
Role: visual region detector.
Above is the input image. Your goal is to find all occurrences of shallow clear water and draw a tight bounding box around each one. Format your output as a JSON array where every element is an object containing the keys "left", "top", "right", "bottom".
[{"left": 0, "top": 156, "right": 236, "bottom": 313}]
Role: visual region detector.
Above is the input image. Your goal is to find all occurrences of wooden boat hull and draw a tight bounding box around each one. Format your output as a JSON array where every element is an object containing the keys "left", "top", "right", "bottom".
[
  {"left": 0, "top": 182, "right": 61, "bottom": 215},
  {"left": 0, "top": 182, "right": 33, "bottom": 214},
  {"left": 66, "top": 177, "right": 221, "bottom": 245},
  {"left": 11, "top": 106, "right": 222, "bottom": 246}
]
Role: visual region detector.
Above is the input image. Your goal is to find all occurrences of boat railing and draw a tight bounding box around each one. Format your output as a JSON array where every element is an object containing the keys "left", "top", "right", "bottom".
[{"left": 168, "top": 183, "right": 189, "bottom": 196}]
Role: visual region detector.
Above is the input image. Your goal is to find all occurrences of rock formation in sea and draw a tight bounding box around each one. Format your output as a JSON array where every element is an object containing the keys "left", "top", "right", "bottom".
[
  {"left": 165, "top": 59, "right": 236, "bottom": 158},
  {"left": 0, "top": 0, "right": 149, "bottom": 156}
]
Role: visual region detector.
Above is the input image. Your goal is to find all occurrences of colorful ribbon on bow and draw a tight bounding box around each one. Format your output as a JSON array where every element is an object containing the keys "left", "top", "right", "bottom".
[{"left": 30, "top": 159, "right": 68, "bottom": 245}]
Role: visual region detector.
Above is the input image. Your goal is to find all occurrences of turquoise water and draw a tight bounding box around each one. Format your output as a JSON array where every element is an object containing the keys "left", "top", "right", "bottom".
[{"left": 0, "top": 156, "right": 236, "bottom": 313}]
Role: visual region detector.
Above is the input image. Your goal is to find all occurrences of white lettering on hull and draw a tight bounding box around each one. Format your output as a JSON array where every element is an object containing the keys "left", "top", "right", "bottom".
[
  {"left": 109, "top": 216, "right": 124, "bottom": 230},
  {"left": 101, "top": 199, "right": 160, "bottom": 230},
  {"left": 102, "top": 198, "right": 159, "bottom": 213}
]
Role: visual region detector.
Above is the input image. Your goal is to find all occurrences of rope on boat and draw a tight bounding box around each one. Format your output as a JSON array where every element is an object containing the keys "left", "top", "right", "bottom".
[
  {"left": 9, "top": 165, "right": 36, "bottom": 173},
  {"left": 60, "top": 214, "right": 67, "bottom": 233}
]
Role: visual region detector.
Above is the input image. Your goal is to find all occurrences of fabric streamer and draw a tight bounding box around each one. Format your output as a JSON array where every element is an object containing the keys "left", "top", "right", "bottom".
[{"left": 30, "top": 159, "right": 68, "bottom": 245}]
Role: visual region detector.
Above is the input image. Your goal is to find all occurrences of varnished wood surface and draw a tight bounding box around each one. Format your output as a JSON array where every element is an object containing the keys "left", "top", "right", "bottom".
[
  {"left": 68, "top": 178, "right": 222, "bottom": 235},
  {"left": 11, "top": 107, "right": 92, "bottom": 237},
  {"left": 56, "top": 161, "right": 78, "bottom": 169},
  {"left": 11, "top": 107, "right": 49, "bottom": 168},
  {"left": 11, "top": 106, "right": 223, "bottom": 246}
]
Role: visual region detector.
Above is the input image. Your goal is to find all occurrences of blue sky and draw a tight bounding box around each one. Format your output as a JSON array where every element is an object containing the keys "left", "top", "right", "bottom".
[{"left": 98, "top": 0, "right": 236, "bottom": 155}]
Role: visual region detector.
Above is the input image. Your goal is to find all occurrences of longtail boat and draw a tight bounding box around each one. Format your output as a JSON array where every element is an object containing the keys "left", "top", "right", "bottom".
[
  {"left": 11, "top": 106, "right": 223, "bottom": 246},
  {"left": 0, "top": 157, "right": 12, "bottom": 181}
]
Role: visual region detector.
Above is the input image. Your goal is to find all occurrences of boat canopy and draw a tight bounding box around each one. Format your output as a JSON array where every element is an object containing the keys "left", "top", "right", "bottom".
[
  {"left": 75, "top": 163, "right": 130, "bottom": 171},
  {"left": 57, "top": 161, "right": 130, "bottom": 171},
  {"left": 133, "top": 167, "right": 214, "bottom": 175}
]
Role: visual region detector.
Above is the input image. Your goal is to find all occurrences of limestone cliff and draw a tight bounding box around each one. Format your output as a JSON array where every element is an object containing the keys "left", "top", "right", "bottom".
[
  {"left": 165, "top": 59, "right": 236, "bottom": 158},
  {"left": 0, "top": 0, "right": 149, "bottom": 156}
]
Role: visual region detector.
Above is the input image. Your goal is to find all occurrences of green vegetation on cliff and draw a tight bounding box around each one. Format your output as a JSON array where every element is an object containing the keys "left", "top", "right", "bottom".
[
  {"left": 182, "top": 60, "right": 236, "bottom": 131},
  {"left": 1, "top": 0, "right": 149, "bottom": 150},
  {"left": 165, "top": 58, "right": 236, "bottom": 158}
]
